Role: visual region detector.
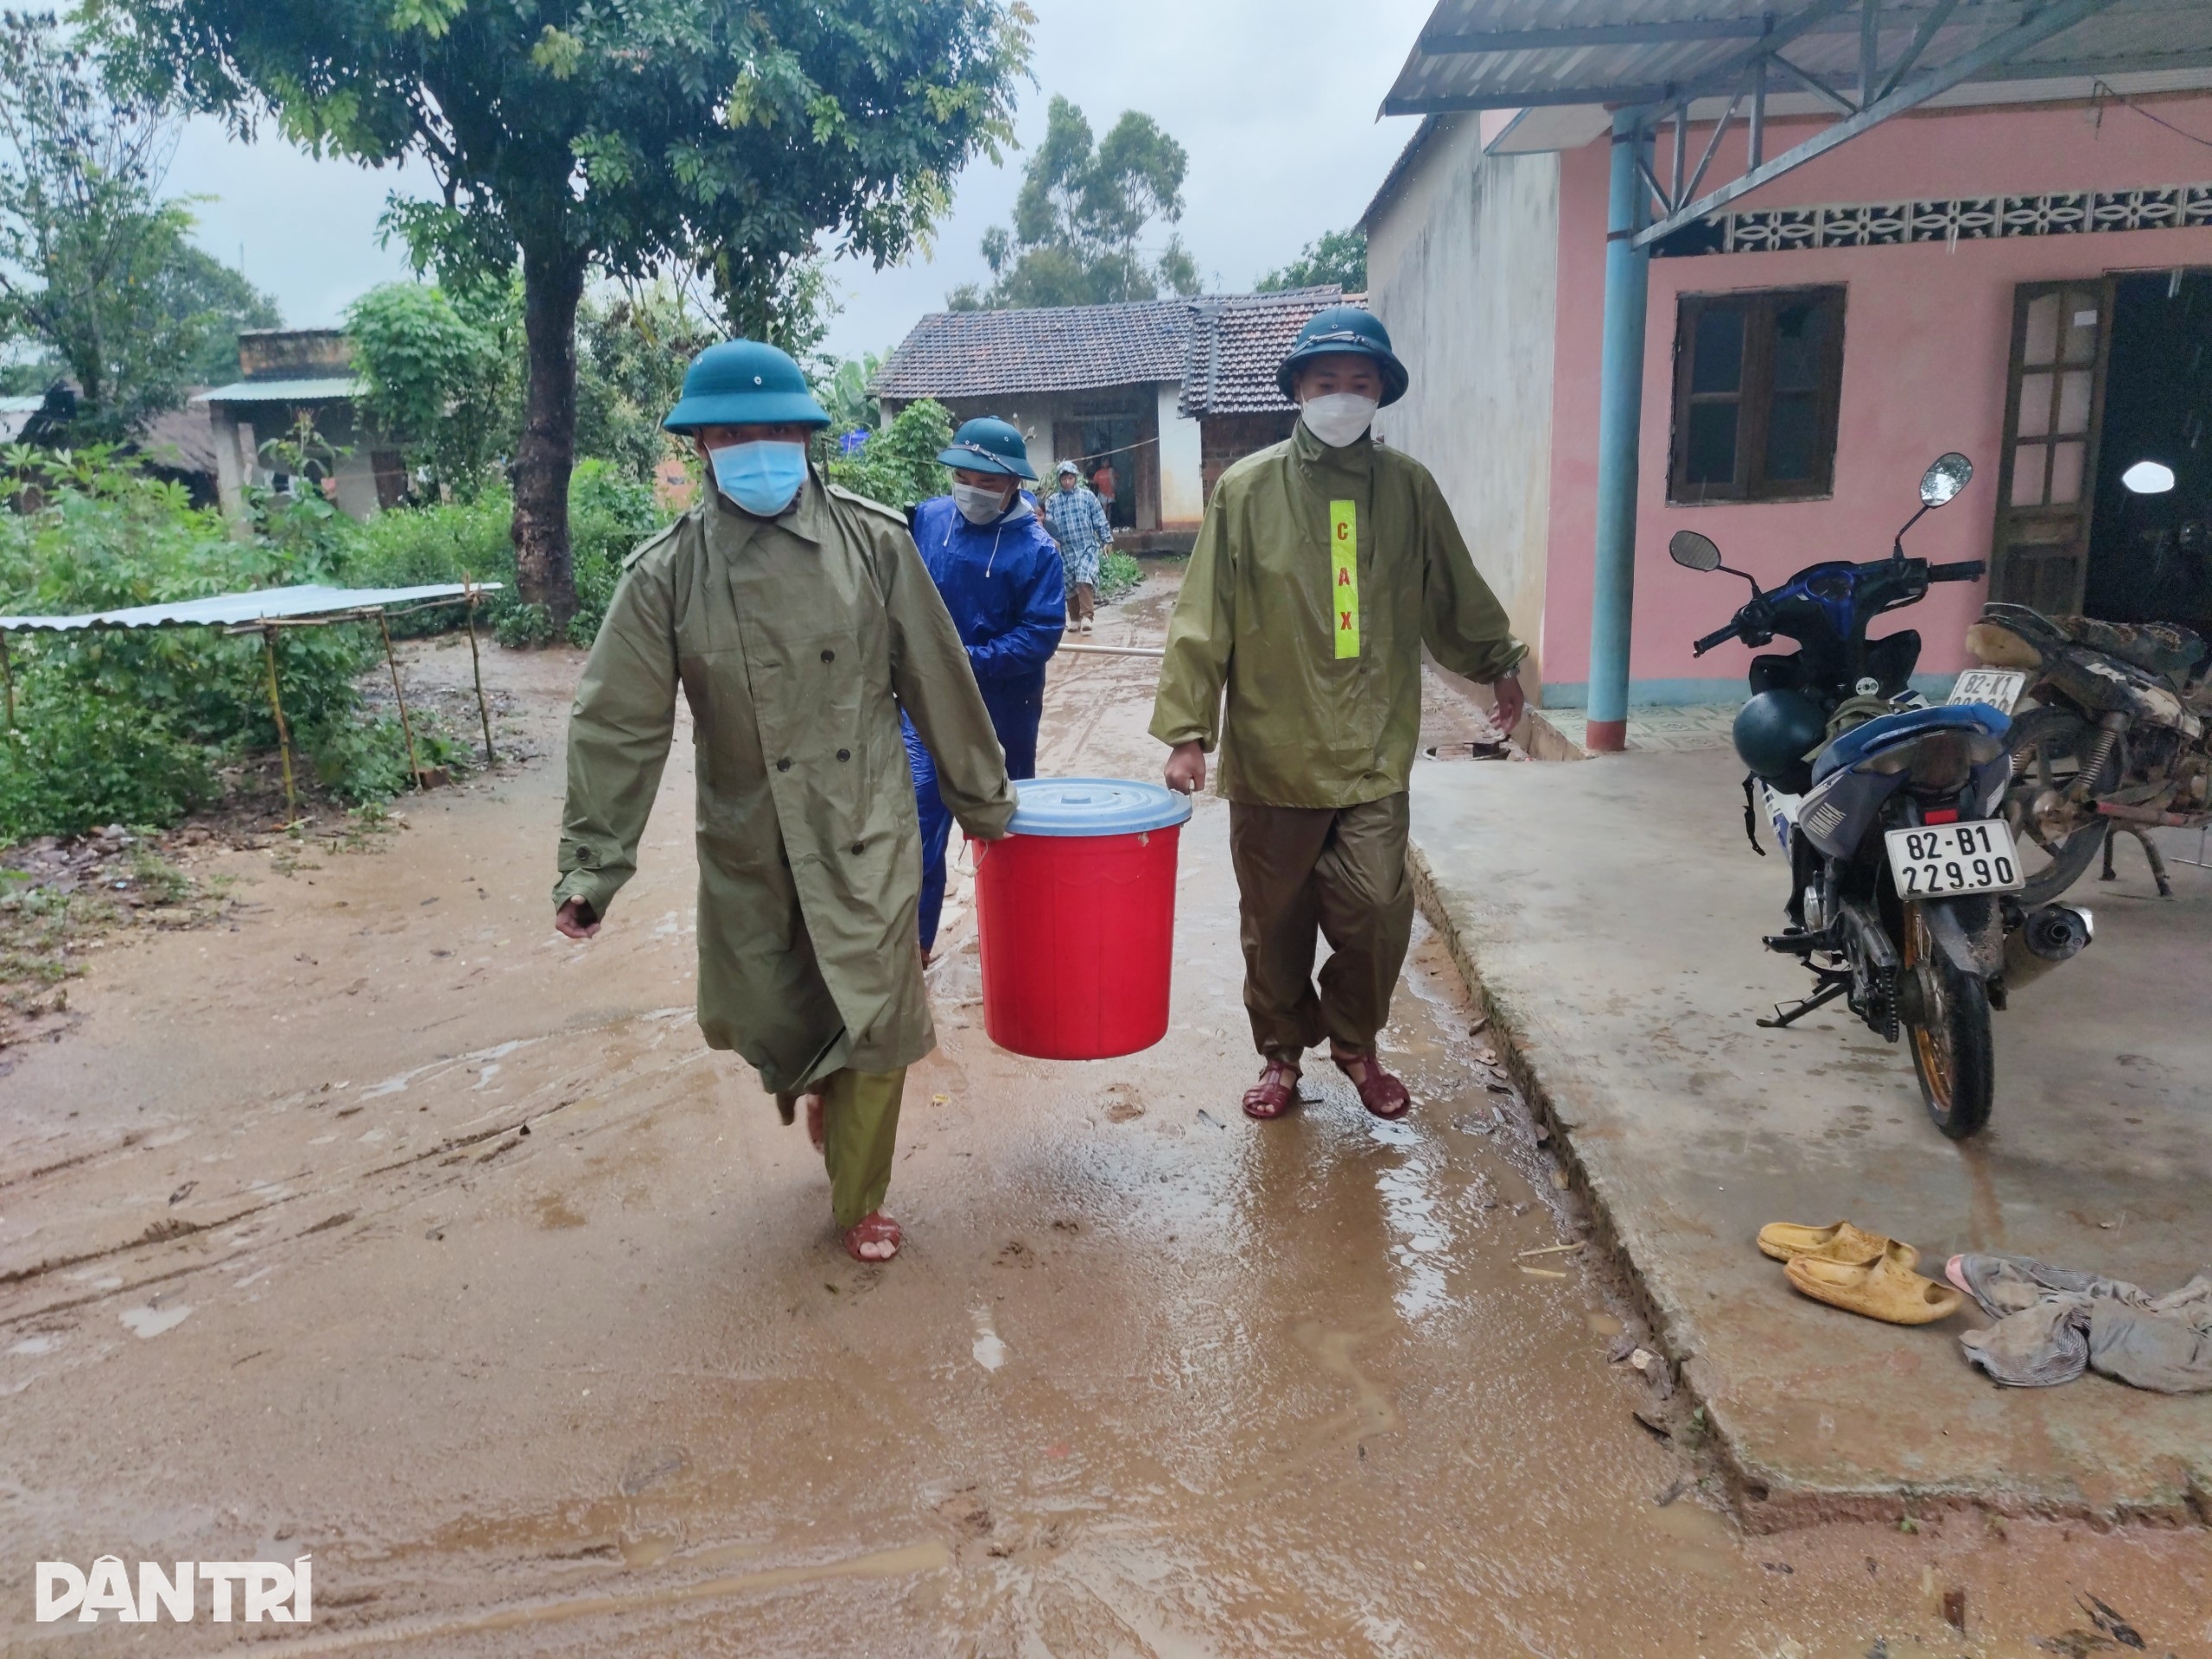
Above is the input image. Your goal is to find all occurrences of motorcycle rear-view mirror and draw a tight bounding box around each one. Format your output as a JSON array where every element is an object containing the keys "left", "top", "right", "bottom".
[
  {"left": 1919, "top": 452, "right": 1974, "bottom": 508},
  {"left": 1669, "top": 530, "right": 1723, "bottom": 571},
  {"left": 2121, "top": 459, "right": 2177, "bottom": 495}
]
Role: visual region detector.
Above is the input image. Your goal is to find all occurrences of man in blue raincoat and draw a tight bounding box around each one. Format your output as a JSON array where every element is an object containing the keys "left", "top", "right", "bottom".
[{"left": 904, "top": 416, "right": 1066, "bottom": 957}]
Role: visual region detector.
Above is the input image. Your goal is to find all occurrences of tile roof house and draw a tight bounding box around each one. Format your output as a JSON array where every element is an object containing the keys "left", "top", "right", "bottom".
[
  {"left": 1180, "top": 288, "right": 1356, "bottom": 500},
  {"left": 875, "top": 287, "right": 1349, "bottom": 549}
]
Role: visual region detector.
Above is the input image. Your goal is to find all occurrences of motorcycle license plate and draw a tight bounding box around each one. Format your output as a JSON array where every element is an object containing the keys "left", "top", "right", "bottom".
[
  {"left": 1948, "top": 669, "right": 2024, "bottom": 712},
  {"left": 1885, "top": 820, "right": 2024, "bottom": 898}
]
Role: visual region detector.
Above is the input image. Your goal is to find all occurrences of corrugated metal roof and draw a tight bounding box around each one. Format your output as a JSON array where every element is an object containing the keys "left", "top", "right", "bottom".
[
  {"left": 193, "top": 377, "right": 362, "bottom": 404},
  {"left": 873, "top": 300, "right": 1193, "bottom": 399},
  {"left": 1382, "top": 0, "right": 2212, "bottom": 115},
  {"left": 1, "top": 582, "right": 502, "bottom": 633},
  {"left": 1180, "top": 289, "right": 1353, "bottom": 416}
]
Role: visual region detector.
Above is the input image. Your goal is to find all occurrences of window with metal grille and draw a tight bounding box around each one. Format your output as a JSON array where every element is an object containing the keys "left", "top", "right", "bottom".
[{"left": 1669, "top": 287, "right": 1847, "bottom": 505}]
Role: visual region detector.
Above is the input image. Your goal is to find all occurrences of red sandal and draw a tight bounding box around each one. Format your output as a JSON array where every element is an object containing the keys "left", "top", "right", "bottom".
[
  {"left": 1242, "top": 1058, "right": 1302, "bottom": 1120},
  {"left": 843, "top": 1211, "right": 901, "bottom": 1262},
  {"left": 1332, "top": 1046, "right": 1411, "bottom": 1120}
]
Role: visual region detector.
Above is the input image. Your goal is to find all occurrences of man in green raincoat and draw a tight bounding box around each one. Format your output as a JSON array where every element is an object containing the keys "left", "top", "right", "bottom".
[
  {"left": 553, "top": 340, "right": 1016, "bottom": 1263},
  {"left": 1150, "top": 307, "right": 1527, "bottom": 1123}
]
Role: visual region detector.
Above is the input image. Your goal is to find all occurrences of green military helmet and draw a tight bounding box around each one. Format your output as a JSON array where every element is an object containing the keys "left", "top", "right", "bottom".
[
  {"left": 937, "top": 416, "right": 1037, "bottom": 480},
  {"left": 663, "top": 339, "right": 829, "bottom": 434},
  {"left": 1275, "top": 304, "right": 1410, "bottom": 406}
]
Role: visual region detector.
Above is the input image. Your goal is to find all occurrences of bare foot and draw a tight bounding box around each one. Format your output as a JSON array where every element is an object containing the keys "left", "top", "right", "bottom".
[
  {"left": 805, "top": 1092, "right": 825, "bottom": 1152},
  {"left": 844, "top": 1211, "right": 901, "bottom": 1262}
]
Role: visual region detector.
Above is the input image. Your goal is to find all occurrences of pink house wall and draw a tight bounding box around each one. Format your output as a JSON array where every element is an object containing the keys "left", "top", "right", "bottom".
[{"left": 1541, "top": 97, "right": 2212, "bottom": 701}]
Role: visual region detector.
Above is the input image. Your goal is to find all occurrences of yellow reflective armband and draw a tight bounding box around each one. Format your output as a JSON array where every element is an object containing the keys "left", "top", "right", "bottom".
[{"left": 1329, "top": 499, "right": 1359, "bottom": 659}]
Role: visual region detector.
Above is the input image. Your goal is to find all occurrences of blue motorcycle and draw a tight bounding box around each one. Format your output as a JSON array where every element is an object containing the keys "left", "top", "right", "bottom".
[{"left": 1674, "top": 453, "right": 2092, "bottom": 1139}]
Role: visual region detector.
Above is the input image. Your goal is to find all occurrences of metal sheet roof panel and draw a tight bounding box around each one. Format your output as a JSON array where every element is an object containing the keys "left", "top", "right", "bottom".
[
  {"left": 193, "top": 377, "right": 363, "bottom": 404},
  {"left": 1382, "top": 0, "right": 2212, "bottom": 112},
  {"left": 1, "top": 582, "right": 502, "bottom": 633}
]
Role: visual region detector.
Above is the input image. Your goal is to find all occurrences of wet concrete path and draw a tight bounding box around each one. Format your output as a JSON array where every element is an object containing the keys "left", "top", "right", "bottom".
[{"left": 2, "top": 571, "right": 2206, "bottom": 1655}]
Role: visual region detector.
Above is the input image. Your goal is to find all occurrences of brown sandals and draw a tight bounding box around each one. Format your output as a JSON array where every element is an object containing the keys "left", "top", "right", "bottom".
[
  {"left": 843, "top": 1211, "right": 901, "bottom": 1262},
  {"left": 1242, "top": 1058, "right": 1301, "bottom": 1119},
  {"left": 1332, "top": 1046, "right": 1412, "bottom": 1120},
  {"left": 1243, "top": 1051, "right": 1414, "bottom": 1121}
]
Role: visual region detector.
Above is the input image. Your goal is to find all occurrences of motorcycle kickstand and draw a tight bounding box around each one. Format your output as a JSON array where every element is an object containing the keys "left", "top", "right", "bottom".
[
  {"left": 1756, "top": 972, "right": 1851, "bottom": 1030},
  {"left": 2103, "top": 825, "right": 2176, "bottom": 898}
]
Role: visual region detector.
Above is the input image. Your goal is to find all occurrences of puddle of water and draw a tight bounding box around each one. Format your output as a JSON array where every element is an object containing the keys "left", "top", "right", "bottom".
[
  {"left": 119, "top": 1304, "right": 193, "bottom": 1338},
  {"left": 970, "top": 1306, "right": 1007, "bottom": 1372}
]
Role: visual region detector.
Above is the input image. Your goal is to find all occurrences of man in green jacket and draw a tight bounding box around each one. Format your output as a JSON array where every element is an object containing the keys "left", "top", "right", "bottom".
[
  {"left": 1150, "top": 307, "right": 1526, "bottom": 1122},
  {"left": 553, "top": 340, "right": 1016, "bottom": 1262}
]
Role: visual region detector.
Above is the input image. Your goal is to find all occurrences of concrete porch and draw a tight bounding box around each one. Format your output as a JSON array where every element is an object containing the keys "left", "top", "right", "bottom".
[{"left": 1407, "top": 744, "right": 2212, "bottom": 1524}]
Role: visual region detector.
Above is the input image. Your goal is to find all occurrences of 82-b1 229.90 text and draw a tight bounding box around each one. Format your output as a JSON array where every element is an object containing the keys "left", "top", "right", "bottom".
[{"left": 1884, "top": 821, "right": 2024, "bottom": 897}]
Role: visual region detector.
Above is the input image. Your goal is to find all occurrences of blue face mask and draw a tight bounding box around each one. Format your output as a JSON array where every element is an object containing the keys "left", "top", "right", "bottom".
[{"left": 709, "top": 440, "right": 809, "bottom": 517}]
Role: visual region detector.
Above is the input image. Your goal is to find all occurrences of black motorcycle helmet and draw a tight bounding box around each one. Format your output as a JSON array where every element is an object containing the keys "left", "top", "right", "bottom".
[{"left": 1732, "top": 690, "right": 1826, "bottom": 788}]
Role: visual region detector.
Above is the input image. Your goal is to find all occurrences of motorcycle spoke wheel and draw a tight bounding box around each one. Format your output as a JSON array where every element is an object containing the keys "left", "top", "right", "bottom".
[
  {"left": 1901, "top": 905, "right": 1995, "bottom": 1140},
  {"left": 2002, "top": 706, "right": 2117, "bottom": 906}
]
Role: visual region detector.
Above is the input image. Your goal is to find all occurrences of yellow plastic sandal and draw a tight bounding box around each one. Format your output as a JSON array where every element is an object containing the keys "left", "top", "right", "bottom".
[
  {"left": 1756, "top": 1220, "right": 1918, "bottom": 1269},
  {"left": 1784, "top": 1249, "right": 1962, "bottom": 1325}
]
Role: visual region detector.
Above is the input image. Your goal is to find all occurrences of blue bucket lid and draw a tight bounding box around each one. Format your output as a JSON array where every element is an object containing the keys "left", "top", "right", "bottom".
[{"left": 1007, "top": 777, "right": 1193, "bottom": 837}]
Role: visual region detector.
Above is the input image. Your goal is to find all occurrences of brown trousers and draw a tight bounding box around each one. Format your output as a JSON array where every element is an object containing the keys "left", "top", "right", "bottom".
[
  {"left": 1227, "top": 793, "right": 1414, "bottom": 1064},
  {"left": 1066, "top": 582, "right": 1096, "bottom": 625}
]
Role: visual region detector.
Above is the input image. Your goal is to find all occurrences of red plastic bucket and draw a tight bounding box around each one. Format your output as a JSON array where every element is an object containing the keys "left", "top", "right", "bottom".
[{"left": 974, "top": 778, "right": 1193, "bottom": 1060}]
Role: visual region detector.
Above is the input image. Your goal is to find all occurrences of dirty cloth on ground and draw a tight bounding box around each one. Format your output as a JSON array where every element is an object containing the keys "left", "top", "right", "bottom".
[
  {"left": 1951, "top": 1252, "right": 2212, "bottom": 1392},
  {"left": 555, "top": 472, "right": 1015, "bottom": 1096}
]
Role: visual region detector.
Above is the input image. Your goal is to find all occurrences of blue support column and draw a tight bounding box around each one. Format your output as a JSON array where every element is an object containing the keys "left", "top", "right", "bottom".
[{"left": 1586, "top": 108, "right": 1654, "bottom": 753}]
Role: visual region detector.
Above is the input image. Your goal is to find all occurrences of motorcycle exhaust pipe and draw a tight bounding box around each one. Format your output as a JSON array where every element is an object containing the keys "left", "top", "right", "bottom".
[{"left": 2002, "top": 902, "right": 2094, "bottom": 989}]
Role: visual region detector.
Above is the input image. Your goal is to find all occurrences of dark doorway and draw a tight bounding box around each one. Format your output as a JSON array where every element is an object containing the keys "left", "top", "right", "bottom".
[
  {"left": 1079, "top": 416, "right": 1140, "bottom": 531},
  {"left": 2084, "top": 269, "right": 2212, "bottom": 628}
]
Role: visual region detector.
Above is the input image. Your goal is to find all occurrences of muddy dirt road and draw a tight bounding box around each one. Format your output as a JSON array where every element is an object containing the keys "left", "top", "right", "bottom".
[{"left": 3, "top": 572, "right": 2207, "bottom": 1656}]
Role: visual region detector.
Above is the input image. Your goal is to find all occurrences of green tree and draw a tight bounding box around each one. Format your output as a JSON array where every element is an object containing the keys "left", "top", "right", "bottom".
[
  {"left": 950, "top": 95, "right": 1197, "bottom": 311},
  {"left": 823, "top": 397, "right": 951, "bottom": 512},
  {"left": 812, "top": 350, "right": 884, "bottom": 435},
  {"left": 346, "top": 277, "right": 518, "bottom": 498},
  {"left": 575, "top": 283, "right": 710, "bottom": 484},
  {"left": 100, "top": 0, "right": 1033, "bottom": 626},
  {"left": 0, "top": 14, "right": 201, "bottom": 439},
  {"left": 1256, "top": 227, "right": 1366, "bottom": 295},
  {"left": 156, "top": 242, "right": 281, "bottom": 385}
]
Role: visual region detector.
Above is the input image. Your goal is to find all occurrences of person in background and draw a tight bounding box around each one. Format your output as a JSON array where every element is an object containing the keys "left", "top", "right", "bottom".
[
  {"left": 1043, "top": 457, "right": 1114, "bottom": 634},
  {"left": 553, "top": 340, "right": 1017, "bottom": 1265},
  {"left": 904, "top": 416, "right": 1065, "bottom": 961},
  {"left": 1149, "top": 306, "right": 1527, "bottom": 1124},
  {"left": 1090, "top": 458, "right": 1119, "bottom": 521}
]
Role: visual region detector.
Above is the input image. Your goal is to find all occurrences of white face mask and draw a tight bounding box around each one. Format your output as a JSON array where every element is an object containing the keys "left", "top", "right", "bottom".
[
  {"left": 1300, "top": 391, "right": 1379, "bottom": 448},
  {"left": 952, "top": 480, "right": 1014, "bottom": 524}
]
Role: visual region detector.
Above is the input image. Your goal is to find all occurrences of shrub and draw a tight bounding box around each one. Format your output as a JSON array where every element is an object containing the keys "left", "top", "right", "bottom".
[
  {"left": 334, "top": 461, "right": 671, "bottom": 650},
  {"left": 494, "top": 603, "right": 556, "bottom": 649},
  {"left": 0, "top": 700, "right": 213, "bottom": 841},
  {"left": 1096, "top": 550, "right": 1141, "bottom": 604},
  {"left": 0, "top": 448, "right": 397, "bottom": 836},
  {"left": 565, "top": 460, "right": 666, "bottom": 647},
  {"left": 340, "top": 486, "right": 516, "bottom": 638},
  {"left": 824, "top": 398, "right": 951, "bottom": 512}
]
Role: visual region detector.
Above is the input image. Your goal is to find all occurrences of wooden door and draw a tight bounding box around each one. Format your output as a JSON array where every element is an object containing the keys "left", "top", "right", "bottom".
[
  {"left": 1989, "top": 279, "right": 2113, "bottom": 616},
  {"left": 1052, "top": 421, "right": 1084, "bottom": 477}
]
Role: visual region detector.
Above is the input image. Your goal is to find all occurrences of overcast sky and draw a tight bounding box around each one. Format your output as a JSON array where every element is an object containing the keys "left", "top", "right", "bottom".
[{"left": 168, "top": 0, "right": 1439, "bottom": 362}]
